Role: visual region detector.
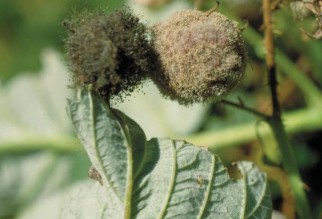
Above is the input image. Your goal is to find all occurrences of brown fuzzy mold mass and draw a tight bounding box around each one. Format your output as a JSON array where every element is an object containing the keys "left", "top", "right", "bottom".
[
  {"left": 64, "top": 8, "right": 157, "bottom": 102},
  {"left": 151, "top": 10, "right": 247, "bottom": 104}
]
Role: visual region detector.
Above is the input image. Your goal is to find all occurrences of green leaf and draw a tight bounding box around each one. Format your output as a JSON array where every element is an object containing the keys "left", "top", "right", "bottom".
[
  {"left": 67, "top": 90, "right": 272, "bottom": 219},
  {"left": 133, "top": 139, "right": 271, "bottom": 219},
  {"left": 0, "top": 49, "right": 77, "bottom": 154},
  {"left": 0, "top": 152, "right": 76, "bottom": 219},
  {"left": 67, "top": 90, "right": 147, "bottom": 217}
]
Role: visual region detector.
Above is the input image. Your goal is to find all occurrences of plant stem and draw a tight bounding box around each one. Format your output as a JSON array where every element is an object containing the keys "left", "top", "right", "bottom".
[
  {"left": 262, "top": 0, "right": 312, "bottom": 218},
  {"left": 0, "top": 136, "right": 80, "bottom": 154},
  {"left": 187, "top": 106, "right": 322, "bottom": 150},
  {"left": 221, "top": 99, "right": 269, "bottom": 119},
  {"left": 219, "top": 8, "right": 322, "bottom": 106},
  {"left": 1, "top": 106, "right": 322, "bottom": 155},
  {"left": 244, "top": 28, "right": 322, "bottom": 107},
  {"left": 268, "top": 117, "right": 312, "bottom": 219}
]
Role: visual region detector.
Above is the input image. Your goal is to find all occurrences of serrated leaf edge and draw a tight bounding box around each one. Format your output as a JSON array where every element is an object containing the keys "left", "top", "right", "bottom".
[{"left": 238, "top": 162, "right": 269, "bottom": 218}]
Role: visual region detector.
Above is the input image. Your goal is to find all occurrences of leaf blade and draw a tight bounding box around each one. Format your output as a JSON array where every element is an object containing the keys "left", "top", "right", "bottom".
[
  {"left": 132, "top": 139, "right": 272, "bottom": 219},
  {"left": 238, "top": 162, "right": 272, "bottom": 219},
  {"left": 67, "top": 90, "right": 272, "bottom": 219},
  {"left": 67, "top": 90, "right": 128, "bottom": 202}
]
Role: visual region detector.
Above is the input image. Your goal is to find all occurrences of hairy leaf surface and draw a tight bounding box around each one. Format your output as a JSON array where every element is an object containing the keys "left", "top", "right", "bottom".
[{"left": 67, "top": 90, "right": 272, "bottom": 219}]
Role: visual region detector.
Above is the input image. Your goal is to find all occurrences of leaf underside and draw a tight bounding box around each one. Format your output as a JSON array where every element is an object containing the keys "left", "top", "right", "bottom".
[{"left": 67, "top": 90, "right": 272, "bottom": 219}]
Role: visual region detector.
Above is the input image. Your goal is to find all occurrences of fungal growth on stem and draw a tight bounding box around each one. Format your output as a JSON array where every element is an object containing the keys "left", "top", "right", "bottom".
[
  {"left": 64, "top": 8, "right": 158, "bottom": 102},
  {"left": 151, "top": 9, "right": 247, "bottom": 104}
]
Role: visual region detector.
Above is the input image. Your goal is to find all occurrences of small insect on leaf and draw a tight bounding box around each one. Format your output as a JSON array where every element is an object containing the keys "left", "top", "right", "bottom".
[
  {"left": 88, "top": 166, "right": 103, "bottom": 185},
  {"left": 196, "top": 175, "right": 204, "bottom": 188}
]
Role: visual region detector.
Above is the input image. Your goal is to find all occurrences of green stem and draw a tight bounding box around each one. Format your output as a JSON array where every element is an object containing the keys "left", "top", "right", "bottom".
[
  {"left": 2, "top": 106, "right": 322, "bottom": 155},
  {"left": 263, "top": 0, "right": 311, "bottom": 215},
  {"left": 0, "top": 136, "right": 80, "bottom": 154},
  {"left": 219, "top": 5, "right": 320, "bottom": 218},
  {"left": 268, "top": 117, "right": 312, "bottom": 219},
  {"left": 186, "top": 106, "right": 322, "bottom": 150}
]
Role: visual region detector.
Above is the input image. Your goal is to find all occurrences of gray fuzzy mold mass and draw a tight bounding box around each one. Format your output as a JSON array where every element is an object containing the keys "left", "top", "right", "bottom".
[
  {"left": 151, "top": 9, "right": 247, "bottom": 104},
  {"left": 64, "top": 8, "right": 158, "bottom": 102}
]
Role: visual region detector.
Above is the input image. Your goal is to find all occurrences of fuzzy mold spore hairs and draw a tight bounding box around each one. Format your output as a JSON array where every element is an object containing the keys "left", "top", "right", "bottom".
[
  {"left": 64, "top": 8, "right": 156, "bottom": 102},
  {"left": 152, "top": 10, "right": 247, "bottom": 104}
]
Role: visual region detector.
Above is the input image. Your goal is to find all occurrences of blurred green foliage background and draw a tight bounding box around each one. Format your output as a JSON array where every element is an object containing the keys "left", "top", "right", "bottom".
[{"left": 0, "top": 0, "right": 124, "bottom": 81}]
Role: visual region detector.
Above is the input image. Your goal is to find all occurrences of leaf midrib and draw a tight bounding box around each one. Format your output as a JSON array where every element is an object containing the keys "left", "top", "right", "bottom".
[
  {"left": 157, "top": 140, "right": 177, "bottom": 219},
  {"left": 112, "top": 110, "right": 134, "bottom": 219},
  {"left": 197, "top": 153, "right": 216, "bottom": 219},
  {"left": 87, "top": 91, "right": 123, "bottom": 202}
]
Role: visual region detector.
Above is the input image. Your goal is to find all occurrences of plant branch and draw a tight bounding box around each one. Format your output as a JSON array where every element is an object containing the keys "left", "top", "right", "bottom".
[
  {"left": 0, "top": 136, "right": 80, "bottom": 154},
  {"left": 221, "top": 99, "right": 269, "bottom": 119},
  {"left": 218, "top": 8, "right": 322, "bottom": 107},
  {"left": 1, "top": 107, "right": 322, "bottom": 155},
  {"left": 187, "top": 107, "right": 322, "bottom": 150},
  {"left": 262, "top": 0, "right": 312, "bottom": 218},
  {"left": 263, "top": 0, "right": 280, "bottom": 118},
  {"left": 267, "top": 118, "right": 312, "bottom": 219}
]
